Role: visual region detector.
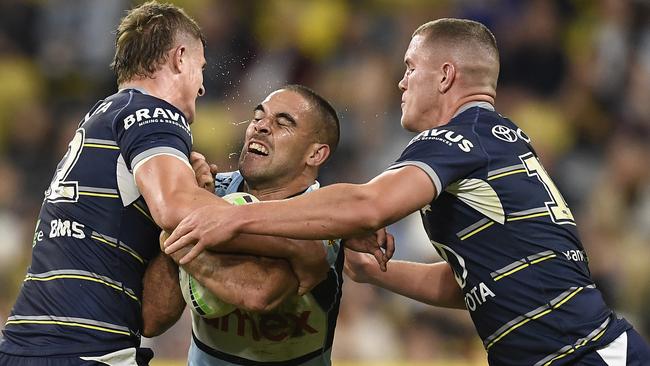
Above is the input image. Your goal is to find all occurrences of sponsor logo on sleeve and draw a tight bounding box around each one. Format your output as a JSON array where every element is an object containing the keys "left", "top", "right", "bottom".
[
  {"left": 491, "top": 125, "right": 531, "bottom": 143},
  {"left": 123, "top": 108, "right": 190, "bottom": 135},
  {"left": 408, "top": 128, "right": 474, "bottom": 152}
]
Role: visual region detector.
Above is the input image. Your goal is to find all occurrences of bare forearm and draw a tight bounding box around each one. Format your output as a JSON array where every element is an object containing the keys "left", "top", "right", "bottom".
[
  {"left": 231, "top": 169, "right": 435, "bottom": 241},
  {"left": 141, "top": 253, "right": 186, "bottom": 337},
  {"left": 171, "top": 248, "right": 298, "bottom": 313},
  {"left": 233, "top": 183, "right": 388, "bottom": 240},
  {"left": 213, "top": 233, "right": 323, "bottom": 260},
  {"left": 365, "top": 260, "right": 465, "bottom": 309}
]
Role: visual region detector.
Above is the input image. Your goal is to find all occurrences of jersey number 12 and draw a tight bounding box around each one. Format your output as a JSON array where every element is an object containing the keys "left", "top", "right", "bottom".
[{"left": 45, "top": 128, "right": 85, "bottom": 203}]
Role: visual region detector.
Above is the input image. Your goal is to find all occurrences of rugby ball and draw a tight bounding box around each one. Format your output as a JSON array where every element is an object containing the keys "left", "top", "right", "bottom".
[{"left": 179, "top": 192, "right": 259, "bottom": 318}]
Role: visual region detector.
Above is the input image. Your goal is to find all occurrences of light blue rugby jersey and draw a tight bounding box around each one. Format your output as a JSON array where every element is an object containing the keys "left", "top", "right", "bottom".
[
  {"left": 0, "top": 89, "right": 192, "bottom": 357},
  {"left": 189, "top": 171, "right": 344, "bottom": 366},
  {"left": 388, "top": 103, "right": 632, "bottom": 366}
]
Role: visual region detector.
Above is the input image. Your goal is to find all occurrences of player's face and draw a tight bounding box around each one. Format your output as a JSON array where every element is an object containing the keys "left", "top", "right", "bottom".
[
  {"left": 239, "top": 90, "right": 317, "bottom": 188},
  {"left": 180, "top": 37, "right": 206, "bottom": 124},
  {"left": 398, "top": 35, "right": 440, "bottom": 132}
]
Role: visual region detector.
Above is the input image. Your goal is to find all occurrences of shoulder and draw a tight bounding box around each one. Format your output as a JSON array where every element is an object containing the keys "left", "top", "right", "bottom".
[{"left": 117, "top": 91, "right": 189, "bottom": 132}]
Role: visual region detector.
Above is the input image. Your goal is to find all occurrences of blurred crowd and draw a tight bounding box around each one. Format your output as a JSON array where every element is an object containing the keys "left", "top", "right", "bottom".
[{"left": 0, "top": 0, "right": 649, "bottom": 363}]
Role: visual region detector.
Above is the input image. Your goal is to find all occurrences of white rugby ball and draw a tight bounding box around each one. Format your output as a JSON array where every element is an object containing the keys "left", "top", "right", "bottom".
[{"left": 179, "top": 192, "right": 259, "bottom": 318}]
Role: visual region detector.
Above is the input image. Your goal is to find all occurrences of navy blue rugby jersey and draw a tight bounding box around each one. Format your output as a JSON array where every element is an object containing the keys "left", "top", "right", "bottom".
[
  {"left": 388, "top": 102, "right": 631, "bottom": 366},
  {"left": 0, "top": 89, "right": 192, "bottom": 356},
  {"left": 188, "top": 171, "right": 344, "bottom": 365}
]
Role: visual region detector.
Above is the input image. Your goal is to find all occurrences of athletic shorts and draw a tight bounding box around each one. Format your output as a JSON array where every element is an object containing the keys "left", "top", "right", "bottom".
[
  {"left": 574, "top": 328, "right": 650, "bottom": 365},
  {"left": 0, "top": 347, "right": 153, "bottom": 366}
]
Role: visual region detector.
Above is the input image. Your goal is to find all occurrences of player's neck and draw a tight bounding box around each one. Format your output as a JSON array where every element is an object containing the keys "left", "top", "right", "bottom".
[
  {"left": 119, "top": 76, "right": 185, "bottom": 113},
  {"left": 244, "top": 176, "right": 315, "bottom": 202},
  {"left": 439, "top": 94, "right": 495, "bottom": 126}
]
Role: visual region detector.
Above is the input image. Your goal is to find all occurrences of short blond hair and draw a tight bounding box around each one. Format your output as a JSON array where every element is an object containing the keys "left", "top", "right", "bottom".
[
  {"left": 413, "top": 18, "right": 499, "bottom": 63},
  {"left": 110, "top": 1, "right": 205, "bottom": 84}
]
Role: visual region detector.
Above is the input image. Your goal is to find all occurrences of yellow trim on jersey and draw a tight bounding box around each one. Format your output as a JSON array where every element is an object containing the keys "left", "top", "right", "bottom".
[
  {"left": 552, "top": 287, "right": 583, "bottom": 309},
  {"left": 507, "top": 212, "right": 551, "bottom": 222},
  {"left": 592, "top": 328, "right": 607, "bottom": 341},
  {"left": 460, "top": 221, "right": 495, "bottom": 241},
  {"left": 530, "top": 253, "right": 556, "bottom": 265},
  {"left": 83, "top": 143, "right": 120, "bottom": 150},
  {"left": 485, "top": 287, "right": 585, "bottom": 350},
  {"left": 487, "top": 169, "right": 527, "bottom": 181},
  {"left": 493, "top": 263, "right": 530, "bottom": 281},
  {"left": 79, "top": 192, "right": 120, "bottom": 198},
  {"left": 91, "top": 234, "right": 144, "bottom": 264},
  {"left": 543, "top": 351, "right": 574, "bottom": 366},
  {"left": 5, "top": 319, "right": 130, "bottom": 336},
  {"left": 541, "top": 327, "right": 608, "bottom": 365},
  {"left": 493, "top": 254, "right": 556, "bottom": 281},
  {"left": 25, "top": 274, "right": 139, "bottom": 303},
  {"left": 133, "top": 202, "right": 155, "bottom": 224}
]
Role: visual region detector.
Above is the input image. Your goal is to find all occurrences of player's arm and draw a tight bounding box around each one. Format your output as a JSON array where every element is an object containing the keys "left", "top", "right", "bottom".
[
  {"left": 134, "top": 154, "right": 228, "bottom": 232},
  {"left": 141, "top": 250, "right": 185, "bottom": 337},
  {"left": 344, "top": 249, "right": 465, "bottom": 309},
  {"left": 165, "top": 166, "right": 434, "bottom": 263},
  {"left": 172, "top": 245, "right": 299, "bottom": 313},
  {"left": 136, "top": 155, "right": 330, "bottom": 292}
]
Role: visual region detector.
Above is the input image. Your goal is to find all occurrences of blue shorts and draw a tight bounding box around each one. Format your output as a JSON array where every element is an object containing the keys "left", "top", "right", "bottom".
[
  {"left": 574, "top": 328, "right": 650, "bottom": 365},
  {"left": 0, "top": 347, "right": 153, "bottom": 366}
]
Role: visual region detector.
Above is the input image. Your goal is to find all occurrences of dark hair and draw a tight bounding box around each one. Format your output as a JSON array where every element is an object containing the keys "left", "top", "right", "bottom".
[
  {"left": 413, "top": 18, "right": 499, "bottom": 62},
  {"left": 110, "top": 1, "right": 205, "bottom": 85},
  {"left": 283, "top": 84, "right": 340, "bottom": 157}
]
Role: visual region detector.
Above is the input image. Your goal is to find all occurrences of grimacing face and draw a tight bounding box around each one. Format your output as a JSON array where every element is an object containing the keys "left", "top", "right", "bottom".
[
  {"left": 398, "top": 34, "right": 441, "bottom": 132},
  {"left": 238, "top": 89, "right": 318, "bottom": 188}
]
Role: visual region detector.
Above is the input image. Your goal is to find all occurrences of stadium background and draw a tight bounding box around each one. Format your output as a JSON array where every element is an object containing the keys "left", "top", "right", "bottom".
[{"left": 0, "top": 0, "right": 649, "bottom": 365}]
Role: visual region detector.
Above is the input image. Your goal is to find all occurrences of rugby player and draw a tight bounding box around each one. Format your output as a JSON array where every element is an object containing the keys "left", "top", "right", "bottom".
[
  {"left": 165, "top": 18, "right": 650, "bottom": 365},
  {"left": 0, "top": 3, "right": 387, "bottom": 365},
  {"left": 145, "top": 85, "right": 356, "bottom": 365}
]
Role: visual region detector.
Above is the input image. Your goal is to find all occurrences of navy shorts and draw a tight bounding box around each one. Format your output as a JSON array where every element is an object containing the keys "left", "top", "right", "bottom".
[
  {"left": 0, "top": 347, "right": 153, "bottom": 366},
  {"left": 575, "top": 328, "right": 650, "bottom": 365}
]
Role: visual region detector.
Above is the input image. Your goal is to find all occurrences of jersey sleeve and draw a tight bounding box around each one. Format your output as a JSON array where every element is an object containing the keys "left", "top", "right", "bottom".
[
  {"left": 114, "top": 98, "right": 193, "bottom": 172},
  {"left": 387, "top": 126, "right": 485, "bottom": 197}
]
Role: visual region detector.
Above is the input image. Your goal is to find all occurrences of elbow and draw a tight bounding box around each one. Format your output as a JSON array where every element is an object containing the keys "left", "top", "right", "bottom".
[
  {"left": 240, "top": 289, "right": 283, "bottom": 313},
  {"left": 142, "top": 324, "right": 163, "bottom": 338},
  {"left": 146, "top": 188, "right": 196, "bottom": 232},
  {"left": 150, "top": 199, "right": 182, "bottom": 233},
  {"left": 141, "top": 316, "right": 168, "bottom": 338},
  {"left": 157, "top": 211, "right": 178, "bottom": 233}
]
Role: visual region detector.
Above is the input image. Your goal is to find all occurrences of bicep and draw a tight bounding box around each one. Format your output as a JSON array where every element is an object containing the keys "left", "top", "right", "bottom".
[{"left": 134, "top": 154, "right": 223, "bottom": 231}]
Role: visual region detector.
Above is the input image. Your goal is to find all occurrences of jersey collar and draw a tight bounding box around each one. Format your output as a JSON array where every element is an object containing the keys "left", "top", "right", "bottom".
[{"left": 453, "top": 101, "right": 495, "bottom": 118}]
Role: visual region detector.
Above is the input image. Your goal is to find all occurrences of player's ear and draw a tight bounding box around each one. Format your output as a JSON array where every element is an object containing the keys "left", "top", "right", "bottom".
[
  {"left": 306, "top": 143, "right": 330, "bottom": 168},
  {"left": 439, "top": 62, "right": 455, "bottom": 93},
  {"left": 171, "top": 44, "right": 185, "bottom": 74}
]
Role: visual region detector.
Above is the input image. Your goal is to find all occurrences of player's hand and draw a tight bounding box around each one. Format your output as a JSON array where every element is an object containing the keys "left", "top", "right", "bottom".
[
  {"left": 343, "top": 228, "right": 395, "bottom": 272},
  {"left": 159, "top": 231, "right": 170, "bottom": 251},
  {"left": 190, "top": 151, "right": 218, "bottom": 192},
  {"left": 343, "top": 248, "right": 377, "bottom": 283},
  {"left": 163, "top": 204, "right": 237, "bottom": 264}
]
